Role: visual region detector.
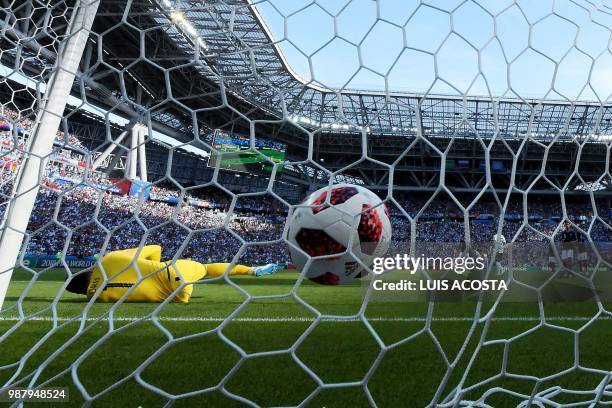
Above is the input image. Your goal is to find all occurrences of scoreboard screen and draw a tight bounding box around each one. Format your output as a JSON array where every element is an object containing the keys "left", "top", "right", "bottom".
[{"left": 207, "top": 130, "right": 286, "bottom": 175}]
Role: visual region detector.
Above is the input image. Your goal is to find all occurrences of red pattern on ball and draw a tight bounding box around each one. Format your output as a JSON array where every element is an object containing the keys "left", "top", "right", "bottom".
[
  {"left": 295, "top": 228, "right": 346, "bottom": 257},
  {"left": 311, "top": 186, "right": 359, "bottom": 214},
  {"left": 309, "top": 272, "right": 340, "bottom": 285},
  {"left": 358, "top": 204, "right": 383, "bottom": 255}
]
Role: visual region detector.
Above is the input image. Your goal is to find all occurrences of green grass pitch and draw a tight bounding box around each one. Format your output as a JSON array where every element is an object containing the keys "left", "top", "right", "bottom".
[{"left": 1, "top": 269, "right": 611, "bottom": 407}]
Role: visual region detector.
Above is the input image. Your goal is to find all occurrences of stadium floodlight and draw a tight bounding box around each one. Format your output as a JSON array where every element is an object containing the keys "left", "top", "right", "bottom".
[{"left": 0, "top": 0, "right": 611, "bottom": 407}]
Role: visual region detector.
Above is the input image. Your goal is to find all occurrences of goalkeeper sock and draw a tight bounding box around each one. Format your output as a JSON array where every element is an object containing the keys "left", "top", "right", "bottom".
[
  {"left": 204, "top": 263, "right": 254, "bottom": 277},
  {"left": 251, "top": 264, "right": 281, "bottom": 277}
]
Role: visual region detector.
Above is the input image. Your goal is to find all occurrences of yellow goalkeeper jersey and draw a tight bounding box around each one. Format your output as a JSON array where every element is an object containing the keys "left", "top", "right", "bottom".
[{"left": 86, "top": 245, "right": 253, "bottom": 303}]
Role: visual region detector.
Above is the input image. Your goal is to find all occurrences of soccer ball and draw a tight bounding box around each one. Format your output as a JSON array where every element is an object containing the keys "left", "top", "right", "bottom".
[{"left": 286, "top": 184, "right": 392, "bottom": 285}]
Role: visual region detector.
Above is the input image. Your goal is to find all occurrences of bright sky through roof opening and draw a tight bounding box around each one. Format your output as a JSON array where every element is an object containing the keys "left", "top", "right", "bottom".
[{"left": 254, "top": 0, "right": 612, "bottom": 100}]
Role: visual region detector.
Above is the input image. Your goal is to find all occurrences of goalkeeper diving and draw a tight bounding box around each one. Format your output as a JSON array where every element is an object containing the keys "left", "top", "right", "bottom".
[{"left": 65, "top": 245, "right": 280, "bottom": 303}]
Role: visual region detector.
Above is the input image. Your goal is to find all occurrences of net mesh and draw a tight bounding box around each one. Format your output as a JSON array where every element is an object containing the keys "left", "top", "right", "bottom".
[{"left": 0, "top": 0, "right": 612, "bottom": 406}]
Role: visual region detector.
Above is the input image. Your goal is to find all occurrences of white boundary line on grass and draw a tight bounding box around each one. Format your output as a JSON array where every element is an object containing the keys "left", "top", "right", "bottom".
[{"left": 0, "top": 316, "right": 608, "bottom": 323}]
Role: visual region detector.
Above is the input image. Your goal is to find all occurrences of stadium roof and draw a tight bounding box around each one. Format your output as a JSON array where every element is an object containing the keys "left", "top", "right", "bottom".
[
  {"left": 145, "top": 0, "right": 612, "bottom": 140},
  {"left": 2, "top": 0, "right": 611, "bottom": 143}
]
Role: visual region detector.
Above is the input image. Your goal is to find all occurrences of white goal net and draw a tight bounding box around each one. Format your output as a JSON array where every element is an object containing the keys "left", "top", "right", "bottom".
[{"left": 0, "top": 0, "right": 611, "bottom": 406}]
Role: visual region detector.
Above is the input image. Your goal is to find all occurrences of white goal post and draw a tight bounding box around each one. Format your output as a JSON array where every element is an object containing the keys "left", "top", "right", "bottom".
[{"left": 0, "top": 0, "right": 100, "bottom": 309}]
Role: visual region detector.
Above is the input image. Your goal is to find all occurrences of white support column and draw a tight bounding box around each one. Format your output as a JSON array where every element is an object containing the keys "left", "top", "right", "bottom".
[
  {"left": 128, "top": 125, "right": 138, "bottom": 180},
  {"left": 0, "top": 1, "right": 101, "bottom": 310},
  {"left": 91, "top": 130, "right": 127, "bottom": 170},
  {"left": 124, "top": 150, "right": 131, "bottom": 176},
  {"left": 137, "top": 125, "right": 148, "bottom": 182}
]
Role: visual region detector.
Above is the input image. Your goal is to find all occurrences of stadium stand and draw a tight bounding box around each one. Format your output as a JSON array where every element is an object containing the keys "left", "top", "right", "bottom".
[{"left": 1, "top": 103, "right": 610, "bottom": 265}]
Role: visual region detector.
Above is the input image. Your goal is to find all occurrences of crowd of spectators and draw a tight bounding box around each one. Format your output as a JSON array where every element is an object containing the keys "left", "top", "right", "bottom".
[
  {"left": 0, "top": 178, "right": 606, "bottom": 266},
  {"left": 5, "top": 184, "right": 287, "bottom": 265},
  {"left": 389, "top": 193, "right": 612, "bottom": 241},
  {"left": 1, "top": 107, "right": 87, "bottom": 151}
]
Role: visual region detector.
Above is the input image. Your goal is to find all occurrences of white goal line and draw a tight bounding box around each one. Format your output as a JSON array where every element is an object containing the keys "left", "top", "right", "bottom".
[{"left": 0, "top": 316, "right": 608, "bottom": 323}]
